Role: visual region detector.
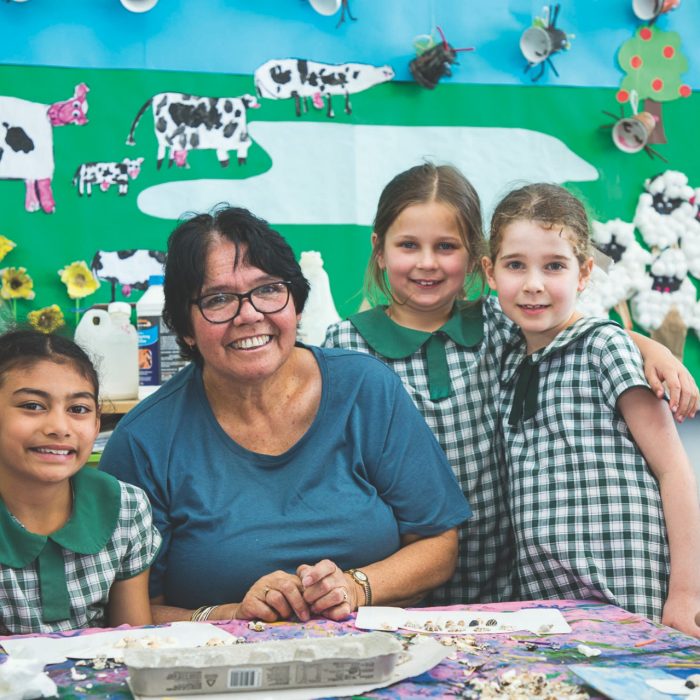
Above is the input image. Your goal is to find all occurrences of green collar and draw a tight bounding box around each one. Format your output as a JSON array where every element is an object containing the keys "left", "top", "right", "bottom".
[
  {"left": 506, "top": 317, "right": 619, "bottom": 427},
  {"left": 349, "top": 302, "right": 484, "bottom": 400},
  {"left": 0, "top": 468, "right": 121, "bottom": 622}
]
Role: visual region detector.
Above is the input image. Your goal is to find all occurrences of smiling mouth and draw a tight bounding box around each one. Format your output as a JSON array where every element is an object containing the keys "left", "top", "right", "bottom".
[
  {"left": 411, "top": 279, "right": 442, "bottom": 288},
  {"left": 230, "top": 334, "right": 272, "bottom": 350},
  {"left": 31, "top": 447, "right": 75, "bottom": 456},
  {"left": 519, "top": 304, "right": 549, "bottom": 311}
]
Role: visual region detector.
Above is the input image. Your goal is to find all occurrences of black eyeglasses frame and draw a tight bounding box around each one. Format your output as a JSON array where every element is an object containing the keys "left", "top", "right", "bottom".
[{"left": 190, "top": 280, "right": 292, "bottom": 324}]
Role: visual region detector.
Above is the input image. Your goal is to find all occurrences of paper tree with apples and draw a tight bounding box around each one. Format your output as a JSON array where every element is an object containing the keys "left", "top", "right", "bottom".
[{"left": 616, "top": 25, "right": 691, "bottom": 145}]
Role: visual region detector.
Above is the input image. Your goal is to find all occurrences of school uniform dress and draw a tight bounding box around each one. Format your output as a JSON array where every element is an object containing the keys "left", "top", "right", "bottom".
[
  {"left": 499, "top": 316, "right": 669, "bottom": 620},
  {"left": 0, "top": 468, "right": 161, "bottom": 635},
  {"left": 324, "top": 297, "right": 517, "bottom": 605}
]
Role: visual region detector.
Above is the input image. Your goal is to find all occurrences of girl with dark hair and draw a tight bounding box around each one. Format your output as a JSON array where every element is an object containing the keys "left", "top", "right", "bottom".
[
  {"left": 101, "top": 205, "right": 470, "bottom": 624},
  {"left": 0, "top": 330, "right": 160, "bottom": 634}
]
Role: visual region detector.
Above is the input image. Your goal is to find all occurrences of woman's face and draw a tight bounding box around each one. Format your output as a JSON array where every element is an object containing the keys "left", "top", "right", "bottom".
[{"left": 186, "top": 236, "right": 301, "bottom": 388}]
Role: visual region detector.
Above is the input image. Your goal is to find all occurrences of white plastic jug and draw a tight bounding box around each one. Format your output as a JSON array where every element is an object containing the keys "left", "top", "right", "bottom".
[{"left": 74, "top": 301, "right": 139, "bottom": 401}]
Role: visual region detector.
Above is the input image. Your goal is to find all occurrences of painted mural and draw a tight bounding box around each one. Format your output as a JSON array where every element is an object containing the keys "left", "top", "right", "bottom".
[{"left": 0, "top": 0, "right": 699, "bottom": 374}]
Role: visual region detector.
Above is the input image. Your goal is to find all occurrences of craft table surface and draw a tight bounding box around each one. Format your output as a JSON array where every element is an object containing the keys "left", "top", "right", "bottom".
[{"left": 2, "top": 600, "right": 700, "bottom": 699}]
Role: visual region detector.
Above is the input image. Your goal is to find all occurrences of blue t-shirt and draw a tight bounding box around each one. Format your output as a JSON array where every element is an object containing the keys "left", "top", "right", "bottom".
[{"left": 100, "top": 345, "right": 471, "bottom": 608}]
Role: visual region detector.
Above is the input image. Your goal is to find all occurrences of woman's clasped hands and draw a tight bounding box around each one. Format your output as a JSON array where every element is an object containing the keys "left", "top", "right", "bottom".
[{"left": 235, "top": 560, "right": 355, "bottom": 623}]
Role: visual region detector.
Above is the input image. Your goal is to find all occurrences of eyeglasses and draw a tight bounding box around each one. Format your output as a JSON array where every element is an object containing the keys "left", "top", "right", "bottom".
[{"left": 191, "top": 281, "right": 292, "bottom": 324}]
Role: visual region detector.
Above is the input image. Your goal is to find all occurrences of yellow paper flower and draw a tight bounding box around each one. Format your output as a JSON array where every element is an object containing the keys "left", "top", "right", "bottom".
[
  {"left": 28, "top": 304, "right": 66, "bottom": 334},
  {"left": 0, "top": 266, "right": 35, "bottom": 300},
  {"left": 0, "top": 236, "right": 16, "bottom": 262},
  {"left": 59, "top": 261, "right": 100, "bottom": 299}
]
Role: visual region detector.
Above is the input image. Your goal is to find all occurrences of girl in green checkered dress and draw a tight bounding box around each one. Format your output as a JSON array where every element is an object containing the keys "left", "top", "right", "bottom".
[
  {"left": 0, "top": 330, "right": 161, "bottom": 634},
  {"left": 324, "top": 163, "right": 698, "bottom": 608},
  {"left": 483, "top": 183, "right": 700, "bottom": 636}
]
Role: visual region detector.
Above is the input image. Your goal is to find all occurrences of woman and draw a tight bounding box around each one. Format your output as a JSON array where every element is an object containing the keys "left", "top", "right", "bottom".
[{"left": 100, "top": 206, "right": 470, "bottom": 624}]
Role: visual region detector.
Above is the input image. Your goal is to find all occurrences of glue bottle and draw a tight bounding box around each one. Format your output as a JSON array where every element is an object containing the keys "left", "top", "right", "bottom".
[{"left": 136, "top": 275, "right": 186, "bottom": 399}]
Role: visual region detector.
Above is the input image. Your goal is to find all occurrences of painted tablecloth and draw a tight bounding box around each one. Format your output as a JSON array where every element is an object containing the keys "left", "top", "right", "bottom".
[{"left": 1, "top": 600, "right": 700, "bottom": 699}]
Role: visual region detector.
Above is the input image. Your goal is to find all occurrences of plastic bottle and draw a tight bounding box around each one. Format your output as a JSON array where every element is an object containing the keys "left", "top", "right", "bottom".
[
  {"left": 74, "top": 301, "right": 139, "bottom": 401},
  {"left": 136, "top": 274, "right": 186, "bottom": 398}
]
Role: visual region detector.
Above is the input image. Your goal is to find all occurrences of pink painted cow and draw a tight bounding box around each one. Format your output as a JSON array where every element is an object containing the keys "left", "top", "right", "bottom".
[{"left": 0, "top": 83, "right": 89, "bottom": 214}]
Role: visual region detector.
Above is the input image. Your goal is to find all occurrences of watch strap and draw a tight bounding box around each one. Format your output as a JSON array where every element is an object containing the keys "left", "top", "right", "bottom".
[{"left": 346, "top": 568, "right": 372, "bottom": 607}]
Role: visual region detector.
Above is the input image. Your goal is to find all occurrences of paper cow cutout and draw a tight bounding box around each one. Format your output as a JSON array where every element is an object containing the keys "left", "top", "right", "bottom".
[
  {"left": 0, "top": 83, "right": 89, "bottom": 214},
  {"left": 126, "top": 92, "right": 260, "bottom": 169},
  {"left": 73, "top": 157, "right": 144, "bottom": 196},
  {"left": 254, "top": 59, "right": 394, "bottom": 118},
  {"left": 91, "top": 249, "right": 166, "bottom": 300}
]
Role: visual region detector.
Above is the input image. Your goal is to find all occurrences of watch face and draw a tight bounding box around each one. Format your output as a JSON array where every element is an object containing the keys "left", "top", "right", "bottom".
[{"left": 355, "top": 570, "right": 368, "bottom": 582}]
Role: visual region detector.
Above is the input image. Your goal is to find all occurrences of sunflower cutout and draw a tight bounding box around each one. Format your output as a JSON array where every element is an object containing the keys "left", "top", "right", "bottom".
[
  {"left": 0, "top": 266, "right": 36, "bottom": 320},
  {"left": 0, "top": 236, "right": 16, "bottom": 262},
  {"left": 59, "top": 261, "right": 100, "bottom": 299},
  {"left": 59, "top": 260, "right": 101, "bottom": 325},
  {"left": 28, "top": 304, "right": 66, "bottom": 334}
]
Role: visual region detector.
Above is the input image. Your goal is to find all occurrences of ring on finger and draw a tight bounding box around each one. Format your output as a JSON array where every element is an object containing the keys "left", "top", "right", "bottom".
[
  {"left": 341, "top": 587, "right": 349, "bottom": 603},
  {"left": 263, "top": 586, "right": 271, "bottom": 599}
]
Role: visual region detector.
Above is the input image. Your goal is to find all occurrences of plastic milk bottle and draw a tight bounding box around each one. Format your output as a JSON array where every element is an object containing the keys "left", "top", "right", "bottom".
[
  {"left": 136, "top": 275, "right": 186, "bottom": 398},
  {"left": 74, "top": 301, "right": 139, "bottom": 401}
]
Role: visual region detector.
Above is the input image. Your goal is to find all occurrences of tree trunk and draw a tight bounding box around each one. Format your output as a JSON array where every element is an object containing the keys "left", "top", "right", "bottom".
[
  {"left": 644, "top": 99, "right": 667, "bottom": 144},
  {"left": 650, "top": 306, "right": 686, "bottom": 361}
]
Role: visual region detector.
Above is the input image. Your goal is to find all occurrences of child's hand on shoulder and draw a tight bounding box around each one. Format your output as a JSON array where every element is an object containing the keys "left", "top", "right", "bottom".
[
  {"left": 642, "top": 346, "right": 699, "bottom": 422},
  {"left": 662, "top": 593, "right": 700, "bottom": 638}
]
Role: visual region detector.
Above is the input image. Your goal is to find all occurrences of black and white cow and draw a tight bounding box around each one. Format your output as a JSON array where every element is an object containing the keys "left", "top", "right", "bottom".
[
  {"left": 73, "top": 157, "right": 144, "bottom": 196},
  {"left": 91, "top": 249, "right": 166, "bottom": 297},
  {"left": 0, "top": 83, "right": 89, "bottom": 213},
  {"left": 126, "top": 92, "right": 260, "bottom": 169},
  {"left": 254, "top": 59, "right": 394, "bottom": 117}
]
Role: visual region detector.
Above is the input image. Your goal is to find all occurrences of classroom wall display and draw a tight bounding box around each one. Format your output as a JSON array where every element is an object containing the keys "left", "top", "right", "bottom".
[
  {"left": 578, "top": 170, "right": 700, "bottom": 362},
  {"left": 0, "top": 0, "right": 699, "bottom": 377}
]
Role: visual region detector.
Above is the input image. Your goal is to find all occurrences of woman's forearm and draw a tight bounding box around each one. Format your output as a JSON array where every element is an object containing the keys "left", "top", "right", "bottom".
[
  {"left": 348, "top": 529, "right": 458, "bottom": 608},
  {"left": 150, "top": 597, "right": 239, "bottom": 624}
]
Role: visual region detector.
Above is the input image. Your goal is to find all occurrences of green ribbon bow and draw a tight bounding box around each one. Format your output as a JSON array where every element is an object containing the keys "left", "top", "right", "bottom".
[
  {"left": 349, "top": 302, "right": 484, "bottom": 401},
  {"left": 508, "top": 357, "right": 539, "bottom": 426},
  {"left": 0, "top": 468, "right": 121, "bottom": 622}
]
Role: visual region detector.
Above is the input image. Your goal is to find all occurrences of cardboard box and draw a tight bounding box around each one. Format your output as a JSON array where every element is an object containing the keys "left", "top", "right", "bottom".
[{"left": 125, "top": 631, "right": 402, "bottom": 696}]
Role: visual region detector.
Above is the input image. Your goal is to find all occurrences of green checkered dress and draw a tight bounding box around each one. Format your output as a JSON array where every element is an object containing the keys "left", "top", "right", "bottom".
[
  {"left": 0, "top": 469, "right": 161, "bottom": 634},
  {"left": 324, "top": 297, "right": 517, "bottom": 604},
  {"left": 500, "top": 317, "right": 669, "bottom": 620}
]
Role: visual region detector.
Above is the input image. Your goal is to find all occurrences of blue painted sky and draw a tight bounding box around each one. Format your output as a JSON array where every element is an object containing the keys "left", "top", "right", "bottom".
[{"left": 1, "top": 0, "right": 698, "bottom": 88}]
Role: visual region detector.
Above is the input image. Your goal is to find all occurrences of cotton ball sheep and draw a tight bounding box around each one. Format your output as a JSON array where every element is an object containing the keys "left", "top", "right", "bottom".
[
  {"left": 679, "top": 193, "right": 700, "bottom": 278},
  {"left": 297, "top": 250, "right": 341, "bottom": 346},
  {"left": 634, "top": 171, "right": 696, "bottom": 249},
  {"left": 631, "top": 247, "right": 697, "bottom": 331},
  {"left": 646, "top": 170, "right": 695, "bottom": 202},
  {"left": 590, "top": 219, "right": 651, "bottom": 305},
  {"left": 576, "top": 265, "right": 614, "bottom": 319}
]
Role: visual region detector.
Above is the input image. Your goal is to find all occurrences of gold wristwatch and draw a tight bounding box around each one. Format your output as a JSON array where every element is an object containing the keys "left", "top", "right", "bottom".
[{"left": 346, "top": 568, "right": 372, "bottom": 606}]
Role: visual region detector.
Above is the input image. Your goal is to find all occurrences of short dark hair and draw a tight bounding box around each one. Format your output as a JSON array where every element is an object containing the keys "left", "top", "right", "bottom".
[
  {"left": 0, "top": 329, "right": 99, "bottom": 398},
  {"left": 163, "top": 205, "right": 310, "bottom": 364}
]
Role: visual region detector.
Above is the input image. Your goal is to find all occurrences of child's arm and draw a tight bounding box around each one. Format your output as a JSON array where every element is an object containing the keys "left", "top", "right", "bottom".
[
  {"left": 628, "top": 331, "right": 699, "bottom": 421},
  {"left": 618, "top": 386, "right": 700, "bottom": 637},
  {"left": 107, "top": 569, "right": 153, "bottom": 627}
]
